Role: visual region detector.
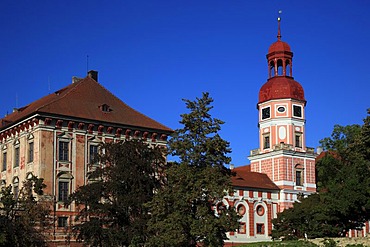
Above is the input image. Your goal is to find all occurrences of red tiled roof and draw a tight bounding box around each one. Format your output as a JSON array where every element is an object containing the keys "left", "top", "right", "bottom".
[
  {"left": 259, "top": 76, "right": 305, "bottom": 103},
  {"left": 231, "top": 165, "right": 280, "bottom": 191},
  {"left": 0, "top": 76, "right": 172, "bottom": 132}
]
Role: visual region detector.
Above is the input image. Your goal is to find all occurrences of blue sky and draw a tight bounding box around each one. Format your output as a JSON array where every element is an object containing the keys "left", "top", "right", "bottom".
[{"left": 1, "top": 1, "right": 369, "bottom": 166}]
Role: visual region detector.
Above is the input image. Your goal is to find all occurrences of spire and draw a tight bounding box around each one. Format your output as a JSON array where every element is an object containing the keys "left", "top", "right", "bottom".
[{"left": 277, "top": 10, "right": 282, "bottom": 40}]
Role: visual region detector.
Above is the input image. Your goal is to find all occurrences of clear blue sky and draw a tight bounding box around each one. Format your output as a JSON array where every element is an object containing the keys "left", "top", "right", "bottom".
[{"left": 1, "top": 1, "right": 369, "bottom": 166}]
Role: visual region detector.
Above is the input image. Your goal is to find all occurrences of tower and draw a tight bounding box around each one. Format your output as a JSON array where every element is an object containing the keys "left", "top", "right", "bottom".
[{"left": 249, "top": 17, "right": 316, "bottom": 211}]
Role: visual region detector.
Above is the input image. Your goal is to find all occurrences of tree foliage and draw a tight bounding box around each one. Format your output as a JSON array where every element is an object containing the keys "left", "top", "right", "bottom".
[
  {"left": 272, "top": 109, "right": 370, "bottom": 239},
  {"left": 67, "top": 139, "right": 165, "bottom": 247},
  {"left": 146, "top": 92, "right": 239, "bottom": 247},
  {"left": 0, "top": 176, "right": 51, "bottom": 246}
]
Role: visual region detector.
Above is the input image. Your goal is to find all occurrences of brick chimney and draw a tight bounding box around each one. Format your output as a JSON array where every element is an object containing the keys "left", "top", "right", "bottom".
[{"left": 88, "top": 70, "right": 98, "bottom": 81}]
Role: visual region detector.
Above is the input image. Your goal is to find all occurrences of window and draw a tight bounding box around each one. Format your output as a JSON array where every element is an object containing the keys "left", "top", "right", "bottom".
[
  {"left": 293, "top": 105, "right": 302, "bottom": 117},
  {"left": 2, "top": 152, "right": 6, "bottom": 171},
  {"left": 296, "top": 170, "right": 303, "bottom": 186},
  {"left": 58, "top": 217, "right": 68, "bottom": 228},
  {"left": 256, "top": 223, "right": 264, "bottom": 234},
  {"left": 89, "top": 145, "right": 98, "bottom": 164},
  {"left": 238, "top": 223, "right": 246, "bottom": 234},
  {"left": 28, "top": 142, "right": 34, "bottom": 163},
  {"left": 59, "top": 141, "right": 69, "bottom": 161},
  {"left": 263, "top": 134, "right": 270, "bottom": 149},
  {"left": 237, "top": 205, "right": 246, "bottom": 216},
  {"left": 256, "top": 205, "right": 265, "bottom": 216},
  {"left": 14, "top": 147, "right": 20, "bottom": 168},
  {"left": 295, "top": 133, "right": 302, "bottom": 148},
  {"left": 58, "top": 181, "right": 69, "bottom": 202},
  {"left": 13, "top": 177, "right": 19, "bottom": 198},
  {"left": 262, "top": 107, "right": 270, "bottom": 120}
]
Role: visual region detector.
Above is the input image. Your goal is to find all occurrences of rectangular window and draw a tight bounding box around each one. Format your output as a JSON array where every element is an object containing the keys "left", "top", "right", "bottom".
[
  {"left": 262, "top": 107, "right": 270, "bottom": 120},
  {"left": 28, "top": 142, "right": 34, "bottom": 163},
  {"left": 256, "top": 223, "right": 264, "bottom": 234},
  {"left": 14, "top": 147, "right": 20, "bottom": 168},
  {"left": 58, "top": 181, "right": 69, "bottom": 201},
  {"left": 263, "top": 135, "right": 270, "bottom": 149},
  {"left": 293, "top": 105, "right": 302, "bottom": 117},
  {"left": 295, "top": 134, "right": 302, "bottom": 148},
  {"left": 59, "top": 141, "right": 69, "bottom": 161},
  {"left": 57, "top": 217, "right": 68, "bottom": 227},
  {"left": 89, "top": 145, "right": 98, "bottom": 164},
  {"left": 14, "top": 184, "right": 19, "bottom": 198},
  {"left": 238, "top": 223, "right": 246, "bottom": 234},
  {"left": 296, "top": 170, "right": 303, "bottom": 186},
  {"left": 2, "top": 152, "right": 6, "bottom": 171}
]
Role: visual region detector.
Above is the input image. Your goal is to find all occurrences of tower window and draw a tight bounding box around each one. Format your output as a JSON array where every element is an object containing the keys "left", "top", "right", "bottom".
[
  {"left": 269, "top": 61, "right": 275, "bottom": 77},
  {"left": 262, "top": 107, "right": 270, "bottom": 120},
  {"left": 295, "top": 133, "right": 302, "bottom": 148},
  {"left": 286, "top": 60, "right": 291, "bottom": 76},
  {"left": 277, "top": 59, "right": 283, "bottom": 76},
  {"left": 296, "top": 170, "right": 303, "bottom": 186},
  {"left": 263, "top": 134, "right": 270, "bottom": 149},
  {"left": 293, "top": 105, "right": 302, "bottom": 117}
]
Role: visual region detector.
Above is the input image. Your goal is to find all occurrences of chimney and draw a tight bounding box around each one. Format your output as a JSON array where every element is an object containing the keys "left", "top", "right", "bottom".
[{"left": 88, "top": 70, "right": 98, "bottom": 81}]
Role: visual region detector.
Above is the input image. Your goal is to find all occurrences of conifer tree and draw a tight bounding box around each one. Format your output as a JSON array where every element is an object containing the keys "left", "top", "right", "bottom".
[
  {"left": 67, "top": 140, "right": 165, "bottom": 247},
  {"left": 0, "top": 176, "right": 51, "bottom": 246},
  {"left": 146, "top": 92, "right": 239, "bottom": 247}
]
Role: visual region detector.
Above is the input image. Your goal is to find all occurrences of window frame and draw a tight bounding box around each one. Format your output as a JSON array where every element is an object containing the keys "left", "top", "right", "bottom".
[
  {"left": 256, "top": 223, "right": 264, "bottom": 234},
  {"left": 296, "top": 170, "right": 303, "bottom": 186},
  {"left": 28, "top": 141, "right": 34, "bottom": 163},
  {"left": 14, "top": 146, "right": 20, "bottom": 168},
  {"left": 58, "top": 180, "right": 69, "bottom": 202},
  {"left": 263, "top": 134, "right": 270, "bottom": 149},
  {"left": 261, "top": 106, "right": 271, "bottom": 120},
  {"left": 295, "top": 132, "right": 302, "bottom": 148},
  {"left": 2, "top": 152, "right": 7, "bottom": 172},
  {"left": 293, "top": 105, "right": 302, "bottom": 118},
  {"left": 58, "top": 141, "right": 70, "bottom": 162},
  {"left": 57, "top": 216, "right": 68, "bottom": 228}
]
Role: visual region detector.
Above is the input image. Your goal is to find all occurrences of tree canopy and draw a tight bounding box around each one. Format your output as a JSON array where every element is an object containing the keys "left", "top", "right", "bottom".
[
  {"left": 272, "top": 109, "right": 370, "bottom": 239},
  {"left": 0, "top": 176, "right": 51, "bottom": 246},
  {"left": 146, "top": 92, "right": 239, "bottom": 247},
  {"left": 67, "top": 139, "right": 165, "bottom": 247}
]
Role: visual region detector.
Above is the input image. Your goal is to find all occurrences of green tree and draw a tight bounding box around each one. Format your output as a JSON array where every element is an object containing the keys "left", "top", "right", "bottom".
[
  {"left": 67, "top": 139, "right": 165, "bottom": 247},
  {"left": 146, "top": 92, "right": 239, "bottom": 247},
  {"left": 0, "top": 176, "right": 51, "bottom": 246},
  {"left": 272, "top": 109, "right": 370, "bottom": 239}
]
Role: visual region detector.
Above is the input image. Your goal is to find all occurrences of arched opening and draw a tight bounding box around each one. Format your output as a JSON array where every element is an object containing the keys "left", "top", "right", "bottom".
[
  {"left": 277, "top": 59, "right": 283, "bottom": 76},
  {"left": 269, "top": 61, "right": 275, "bottom": 78},
  {"left": 286, "top": 60, "right": 291, "bottom": 76}
]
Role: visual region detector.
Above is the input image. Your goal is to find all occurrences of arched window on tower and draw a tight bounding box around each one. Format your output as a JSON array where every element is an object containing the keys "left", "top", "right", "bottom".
[
  {"left": 277, "top": 59, "right": 283, "bottom": 76},
  {"left": 286, "top": 60, "right": 291, "bottom": 76},
  {"left": 269, "top": 61, "right": 275, "bottom": 78}
]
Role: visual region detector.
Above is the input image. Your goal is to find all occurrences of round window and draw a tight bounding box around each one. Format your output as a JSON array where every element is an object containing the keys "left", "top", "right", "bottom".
[
  {"left": 277, "top": 106, "right": 285, "bottom": 113},
  {"left": 256, "top": 205, "right": 265, "bottom": 216},
  {"left": 237, "top": 205, "right": 246, "bottom": 216}
]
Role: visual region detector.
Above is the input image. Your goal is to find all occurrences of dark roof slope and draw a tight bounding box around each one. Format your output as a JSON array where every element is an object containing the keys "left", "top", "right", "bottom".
[
  {"left": 232, "top": 165, "right": 280, "bottom": 191},
  {"left": 0, "top": 76, "right": 172, "bottom": 132}
]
